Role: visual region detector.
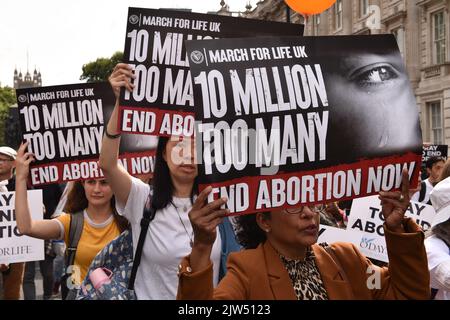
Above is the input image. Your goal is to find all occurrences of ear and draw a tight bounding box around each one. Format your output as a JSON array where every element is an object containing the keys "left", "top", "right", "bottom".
[{"left": 256, "top": 213, "right": 271, "bottom": 233}]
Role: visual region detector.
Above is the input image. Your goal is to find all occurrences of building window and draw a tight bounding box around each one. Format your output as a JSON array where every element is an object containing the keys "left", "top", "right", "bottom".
[
  {"left": 314, "top": 15, "right": 321, "bottom": 35},
  {"left": 360, "top": 0, "right": 369, "bottom": 17},
  {"left": 432, "top": 11, "right": 446, "bottom": 64},
  {"left": 392, "top": 28, "right": 405, "bottom": 56},
  {"left": 335, "top": 0, "right": 343, "bottom": 30},
  {"left": 429, "top": 101, "right": 443, "bottom": 144}
]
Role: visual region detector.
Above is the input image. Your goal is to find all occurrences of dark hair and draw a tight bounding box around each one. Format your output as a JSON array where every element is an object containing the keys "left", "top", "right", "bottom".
[
  {"left": 235, "top": 213, "right": 271, "bottom": 249},
  {"left": 426, "top": 156, "right": 445, "bottom": 170},
  {"left": 64, "top": 181, "right": 129, "bottom": 232},
  {"left": 430, "top": 219, "right": 450, "bottom": 248},
  {"left": 151, "top": 137, "right": 198, "bottom": 210}
]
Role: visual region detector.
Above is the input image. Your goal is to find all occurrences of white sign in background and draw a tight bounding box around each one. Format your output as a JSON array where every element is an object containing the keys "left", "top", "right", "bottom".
[
  {"left": 319, "top": 195, "right": 436, "bottom": 263},
  {"left": 0, "top": 190, "right": 44, "bottom": 264}
]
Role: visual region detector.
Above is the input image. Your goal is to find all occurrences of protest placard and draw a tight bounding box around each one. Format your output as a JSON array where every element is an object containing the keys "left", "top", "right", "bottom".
[
  {"left": 186, "top": 35, "right": 423, "bottom": 215},
  {"left": 422, "top": 144, "right": 448, "bottom": 163},
  {"left": 16, "top": 82, "right": 156, "bottom": 186},
  {"left": 118, "top": 7, "right": 304, "bottom": 137},
  {"left": 0, "top": 190, "right": 44, "bottom": 264}
]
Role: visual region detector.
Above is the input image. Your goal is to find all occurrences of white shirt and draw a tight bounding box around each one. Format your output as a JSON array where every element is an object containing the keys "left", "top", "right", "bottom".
[
  {"left": 116, "top": 177, "right": 222, "bottom": 300},
  {"left": 411, "top": 178, "right": 433, "bottom": 204},
  {"left": 425, "top": 235, "right": 450, "bottom": 300}
]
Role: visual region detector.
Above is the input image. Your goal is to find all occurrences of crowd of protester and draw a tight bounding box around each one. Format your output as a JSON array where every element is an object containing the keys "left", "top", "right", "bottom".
[{"left": 0, "top": 65, "right": 448, "bottom": 301}]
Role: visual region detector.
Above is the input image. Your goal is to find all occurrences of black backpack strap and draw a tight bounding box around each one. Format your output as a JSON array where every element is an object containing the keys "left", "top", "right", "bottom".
[
  {"left": 418, "top": 181, "right": 427, "bottom": 203},
  {"left": 128, "top": 194, "right": 156, "bottom": 290},
  {"left": 65, "top": 212, "right": 84, "bottom": 269}
]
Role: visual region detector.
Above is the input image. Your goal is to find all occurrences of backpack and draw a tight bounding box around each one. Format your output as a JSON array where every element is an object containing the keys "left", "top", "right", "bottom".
[
  {"left": 76, "top": 195, "right": 155, "bottom": 300},
  {"left": 60, "top": 211, "right": 84, "bottom": 300}
]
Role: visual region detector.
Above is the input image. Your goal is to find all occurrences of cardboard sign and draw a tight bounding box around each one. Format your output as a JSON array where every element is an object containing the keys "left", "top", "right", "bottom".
[
  {"left": 0, "top": 190, "right": 44, "bottom": 264},
  {"left": 185, "top": 35, "right": 423, "bottom": 215},
  {"left": 118, "top": 7, "right": 304, "bottom": 137},
  {"left": 16, "top": 82, "right": 157, "bottom": 186}
]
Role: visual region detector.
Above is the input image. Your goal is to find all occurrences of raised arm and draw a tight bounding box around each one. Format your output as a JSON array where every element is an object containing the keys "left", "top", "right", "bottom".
[
  {"left": 98, "top": 63, "right": 135, "bottom": 207},
  {"left": 15, "top": 142, "right": 61, "bottom": 239},
  {"left": 177, "top": 187, "right": 229, "bottom": 299}
]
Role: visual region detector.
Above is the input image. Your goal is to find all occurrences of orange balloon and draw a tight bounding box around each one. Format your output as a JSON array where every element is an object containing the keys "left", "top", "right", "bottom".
[{"left": 285, "top": 0, "right": 337, "bottom": 15}]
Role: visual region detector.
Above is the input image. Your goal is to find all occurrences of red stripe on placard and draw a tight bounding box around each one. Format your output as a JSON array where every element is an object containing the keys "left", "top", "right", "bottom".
[{"left": 199, "top": 152, "right": 421, "bottom": 216}]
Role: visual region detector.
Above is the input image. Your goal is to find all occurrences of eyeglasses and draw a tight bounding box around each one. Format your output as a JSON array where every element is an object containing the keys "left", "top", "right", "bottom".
[{"left": 283, "top": 205, "right": 326, "bottom": 215}]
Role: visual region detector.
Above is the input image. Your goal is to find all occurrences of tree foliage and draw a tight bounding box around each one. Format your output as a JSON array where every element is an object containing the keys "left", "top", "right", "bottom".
[
  {"left": 80, "top": 51, "right": 123, "bottom": 82},
  {"left": 0, "top": 86, "right": 16, "bottom": 145}
]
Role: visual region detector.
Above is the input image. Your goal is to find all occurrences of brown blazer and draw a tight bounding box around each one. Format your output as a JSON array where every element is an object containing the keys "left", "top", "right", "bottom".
[{"left": 177, "top": 219, "right": 430, "bottom": 300}]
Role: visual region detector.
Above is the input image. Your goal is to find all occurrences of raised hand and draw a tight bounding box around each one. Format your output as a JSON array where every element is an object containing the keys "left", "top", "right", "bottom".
[{"left": 378, "top": 168, "right": 411, "bottom": 233}]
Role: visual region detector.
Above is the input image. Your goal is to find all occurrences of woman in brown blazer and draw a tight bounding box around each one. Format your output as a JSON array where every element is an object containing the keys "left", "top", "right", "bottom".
[{"left": 177, "top": 170, "right": 430, "bottom": 300}]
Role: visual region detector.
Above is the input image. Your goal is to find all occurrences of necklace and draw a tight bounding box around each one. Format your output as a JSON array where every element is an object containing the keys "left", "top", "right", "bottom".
[{"left": 174, "top": 204, "right": 194, "bottom": 248}]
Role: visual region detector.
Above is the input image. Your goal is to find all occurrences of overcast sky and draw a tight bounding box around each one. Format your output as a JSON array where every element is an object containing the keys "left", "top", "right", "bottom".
[{"left": 0, "top": 0, "right": 253, "bottom": 87}]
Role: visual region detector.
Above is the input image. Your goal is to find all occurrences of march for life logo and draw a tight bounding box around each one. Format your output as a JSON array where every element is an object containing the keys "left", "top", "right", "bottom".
[{"left": 0, "top": 190, "right": 44, "bottom": 264}]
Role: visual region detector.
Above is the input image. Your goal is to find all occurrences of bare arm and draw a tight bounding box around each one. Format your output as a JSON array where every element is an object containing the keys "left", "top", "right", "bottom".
[
  {"left": 99, "top": 63, "right": 135, "bottom": 207},
  {"left": 15, "top": 142, "right": 61, "bottom": 240}
]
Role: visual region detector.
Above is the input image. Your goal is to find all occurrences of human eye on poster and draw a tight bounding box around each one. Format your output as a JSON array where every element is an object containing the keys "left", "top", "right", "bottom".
[
  {"left": 15, "top": 82, "right": 157, "bottom": 186},
  {"left": 118, "top": 7, "right": 304, "bottom": 137},
  {"left": 185, "top": 35, "right": 423, "bottom": 216}
]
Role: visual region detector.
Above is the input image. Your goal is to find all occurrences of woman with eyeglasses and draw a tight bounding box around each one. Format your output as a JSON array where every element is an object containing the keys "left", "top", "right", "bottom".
[{"left": 177, "top": 170, "right": 430, "bottom": 300}]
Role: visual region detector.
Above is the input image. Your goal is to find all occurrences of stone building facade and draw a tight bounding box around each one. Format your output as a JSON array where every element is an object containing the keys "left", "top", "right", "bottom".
[{"left": 220, "top": 0, "right": 450, "bottom": 146}]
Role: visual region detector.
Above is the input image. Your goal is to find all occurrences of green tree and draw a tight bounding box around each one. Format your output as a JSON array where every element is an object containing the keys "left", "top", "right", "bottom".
[
  {"left": 80, "top": 51, "right": 123, "bottom": 82},
  {"left": 0, "top": 86, "right": 16, "bottom": 145}
]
